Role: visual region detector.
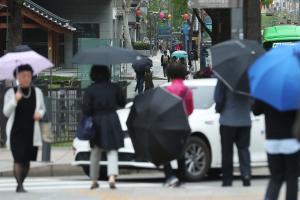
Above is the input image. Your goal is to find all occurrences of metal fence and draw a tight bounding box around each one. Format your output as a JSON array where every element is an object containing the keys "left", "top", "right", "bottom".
[{"left": 0, "top": 79, "right": 127, "bottom": 147}]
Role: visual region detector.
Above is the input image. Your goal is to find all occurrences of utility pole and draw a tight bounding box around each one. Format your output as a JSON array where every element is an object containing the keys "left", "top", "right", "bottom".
[
  {"left": 150, "top": 13, "right": 152, "bottom": 57},
  {"left": 154, "top": 15, "right": 157, "bottom": 51}
]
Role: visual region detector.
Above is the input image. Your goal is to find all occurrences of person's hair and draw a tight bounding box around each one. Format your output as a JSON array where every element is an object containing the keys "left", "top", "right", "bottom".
[
  {"left": 167, "top": 62, "right": 187, "bottom": 80},
  {"left": 13, "top": 64, "right": 34, "bottom": 77},
  {"left": 172, "top": 56, "right": 177, "bottom": 61},
  {"left": 180, "top": 58, "right": 185, "bottom": 61},
  {"left": 164, "top": 50, "right": 167, "bottom": 53},
  {"left": 90, "top": 65, "right": 110, "bottom": 82}
]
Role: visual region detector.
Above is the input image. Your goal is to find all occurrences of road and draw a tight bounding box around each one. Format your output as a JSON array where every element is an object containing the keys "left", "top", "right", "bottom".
[{"left": 0, "top": 174, "right": 296, "bottom": 200}]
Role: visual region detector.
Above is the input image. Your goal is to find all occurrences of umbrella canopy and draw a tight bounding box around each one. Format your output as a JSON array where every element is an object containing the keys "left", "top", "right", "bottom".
[
  {"left": 248, "top": 44, "right": 300, "bottom": 112},
  {"left": 171, "top": 52, "right": 188, "bottom": 59},
  {"left": 132, "top": 56, "right": 153, "bottom": 72},
  {"left": 0, "top": 51, "right": 54, "bottom": 81},
  {"left": 11, "top": 45, "right": 32, "bottom": 52},
  {"left": 72, "top": 46, "right": 142, "bottom": 66},
  {"left": 209, "top": 39, "right": 265, "bottom": 95},
  {"left": 176, "top": 50, "right": 188, "bottom": 55},
  {"left": 172, "top": 42, "right": 181, "bottom": 46},
  {"left": 126, "top": 87, "right": 191, "bottom": 166}
]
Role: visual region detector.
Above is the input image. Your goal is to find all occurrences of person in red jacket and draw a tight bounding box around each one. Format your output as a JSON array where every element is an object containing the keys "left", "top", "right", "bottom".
[
  {"left": 163, "top": 62, "right": 194, "bottom": 188},
  {"left": 179, "top": 41, "right": 184, "bottom": 50}
]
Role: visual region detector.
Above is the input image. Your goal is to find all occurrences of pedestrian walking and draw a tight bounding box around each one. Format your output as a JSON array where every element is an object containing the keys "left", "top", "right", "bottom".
[
  {"left": 163, "top": 62, "right": 194, "bottom": 188},
  {"left": 252, "top": 99, "right": 300, "bottom": 200},
  {"left": 144, "top": 66, "right": 154, "bottom": 92},
  {"left": 3, "top": 65, "right": 46, "bottom": 193},
  {"left": 188, "top": 51, "right": 195, "bottom": 69},
  {"left": 179, "top": 42, "right": 183, "bottom": 50},
  {"left": 214, "top": 79, "right": 252, "bottom": 187},
  {"left": 161, "top": 50, "right": 170, "bottom": 77},
  {"left": 161, "top": 39, "right": 167, "bottom": 51},
  {"left": 31, "top": 75, "right": 41, "bottom": 85},
  {"left": 135, "top": 70, "right": 145, "bottom": 94},
  {"left": 82, "top": 65, "right": 126, "bottom": 190}
]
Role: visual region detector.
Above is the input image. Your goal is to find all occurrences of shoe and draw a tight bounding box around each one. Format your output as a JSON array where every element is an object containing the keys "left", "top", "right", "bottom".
[
  {"left": 16, "top": 186, "right": 27, "bottom": 193},
  {"left": 173, "top": 181, "right": 186, "bottom": 188},
  {"left": 222, "top": 183, "right": 232, "bottom": 187},
  {"left": 90, "top": 182, "right": 99, "bottom": 190},
  {"left": 242, "top": 178, "right": 251, "bottom": 186},
  {"left": 163, "top": 175, "right": 179, "bottom": 187},
  {"left": 109, "top": 182, "right": 116, "bottom": 189}
]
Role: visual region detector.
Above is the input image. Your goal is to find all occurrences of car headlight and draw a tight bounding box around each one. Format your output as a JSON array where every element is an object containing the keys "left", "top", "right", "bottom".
[{"left": 123, "top": 131, "right": 130, "bottom": 138}]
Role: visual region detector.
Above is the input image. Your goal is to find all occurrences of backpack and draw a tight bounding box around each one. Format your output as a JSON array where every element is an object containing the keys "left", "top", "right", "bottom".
[{"left": 162, "top": 55, "right": 169, "bottom": 64}]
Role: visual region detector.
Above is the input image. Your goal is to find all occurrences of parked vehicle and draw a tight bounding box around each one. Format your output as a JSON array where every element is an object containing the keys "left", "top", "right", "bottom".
[{"left": 72, "top": 79, "right": 267, "bottom": 181}]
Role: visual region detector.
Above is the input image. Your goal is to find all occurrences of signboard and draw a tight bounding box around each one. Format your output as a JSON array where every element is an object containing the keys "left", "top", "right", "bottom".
[
  {"left": 188, "top": 0, "right": 243, "bottom": 8},
  {"left": 183, "top": 24, "right": 189, "bottom": 34}
]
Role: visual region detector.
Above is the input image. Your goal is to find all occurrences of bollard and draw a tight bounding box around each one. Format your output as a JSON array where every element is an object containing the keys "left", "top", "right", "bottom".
[{"left": 42, "top": 97, "right": 52, "bottom": 162}]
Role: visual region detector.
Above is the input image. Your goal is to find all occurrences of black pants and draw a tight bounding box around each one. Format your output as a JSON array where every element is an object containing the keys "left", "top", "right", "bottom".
[
  {"left": 162, "top": 64, "right": 167, "bottom": 77},
  {"left": 265, "top": 151, "right": 300, "bottom": 200},
  {"left": 163, "top": 157, "right": 185, "bottom": 181},
  {"left": 220, "top": 125, "right": 251, "bottom": 185}
]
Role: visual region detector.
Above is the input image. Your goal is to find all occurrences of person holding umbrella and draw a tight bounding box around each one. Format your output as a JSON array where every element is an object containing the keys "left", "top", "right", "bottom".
[
  {"left": 3, "top": 65, "right": 46, "bottom": 193},
  {"left": 144, "top": 66, "right": 154, "bottom": 92},
  {"left": 82, "top": 66, "right": 126, "bottom": 190},
  {"left": 162, "top": 62, "right": 194, "bottom": 188}
]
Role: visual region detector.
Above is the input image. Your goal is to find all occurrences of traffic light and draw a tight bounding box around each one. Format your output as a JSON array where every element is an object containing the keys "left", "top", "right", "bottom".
[
  {"left": 292, "top": 22, "right": 296, "bottom": 25},
  {"left": 279, "top": 22, "right": 284, "bottom": 25},
  {"left": 287, "top": 20, "right": 291, "bottom": 24}
]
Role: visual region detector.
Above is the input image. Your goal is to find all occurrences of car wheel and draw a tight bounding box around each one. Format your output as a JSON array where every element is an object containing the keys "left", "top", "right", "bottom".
[
  {"left": 179, "top": 137, "right": 211, "bottom": 181},
  {"left": 82, "top": 166, "right": 107, "bottom": 180}
]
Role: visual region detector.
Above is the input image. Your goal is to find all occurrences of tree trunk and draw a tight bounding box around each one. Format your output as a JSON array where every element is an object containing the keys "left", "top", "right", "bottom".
[
  {"left": 7, "top": 0, "right": 23, "bottom": 52},
  {"left": 188, "top": 13, "right": 195, "bottom": 53},
  {"left": 243, "top": 0, "right": 261, "bottom": 43},
  {"left": 123, "top": 7, "right": 131, "bottom": 49}
]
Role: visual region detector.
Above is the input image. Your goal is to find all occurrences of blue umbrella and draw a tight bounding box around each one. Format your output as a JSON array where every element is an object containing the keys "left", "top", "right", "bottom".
[
  {"left": 172, "top": 42, "right": 181, "bottom": 46},
  {"left": 171, "top": 53, "right": 188, "bottom": 59},
  {"left": 248, "top": 44, "right": 300, "bottom": 111},
  {"left": 132, "top": 56, "right": 153, "bottom": 72}
]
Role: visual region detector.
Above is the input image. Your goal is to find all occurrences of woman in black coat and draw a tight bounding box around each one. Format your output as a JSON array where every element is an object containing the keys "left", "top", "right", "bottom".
[{"left": 82, "top": 66, "right": 126, "bottom": 189}]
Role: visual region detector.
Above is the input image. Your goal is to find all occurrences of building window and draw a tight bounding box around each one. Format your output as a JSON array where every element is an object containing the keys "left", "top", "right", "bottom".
[{"left": 73, "top": 23, "right": 100, "bottom": 55}]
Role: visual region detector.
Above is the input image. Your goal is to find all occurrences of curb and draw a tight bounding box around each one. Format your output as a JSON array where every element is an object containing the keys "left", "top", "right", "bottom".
[{"left": 0, "top": 164, "right": 85, "bottom": 178}]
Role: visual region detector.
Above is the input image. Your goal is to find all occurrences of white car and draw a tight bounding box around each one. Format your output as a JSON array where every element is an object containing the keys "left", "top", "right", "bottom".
[{"left": 72, "top": 79, "right": 268, "bottom": 181}]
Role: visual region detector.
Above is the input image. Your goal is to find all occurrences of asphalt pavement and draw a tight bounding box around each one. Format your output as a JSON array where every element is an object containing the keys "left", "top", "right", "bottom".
[{"left": 0, "top": 175, "right": 296, "bottom": 200}]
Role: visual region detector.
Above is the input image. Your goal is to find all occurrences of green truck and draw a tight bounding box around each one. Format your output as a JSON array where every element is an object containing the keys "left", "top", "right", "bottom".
[{"left": 262, "top": 25, "right": 300, "bottom": 51}]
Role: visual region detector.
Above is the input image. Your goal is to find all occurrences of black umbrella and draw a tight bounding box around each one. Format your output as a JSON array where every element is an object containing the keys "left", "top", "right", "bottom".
[
  {"left": 11, "top": 45, "right": 32, "bottom": 52},
  {"left": 132, "top": 56, "right": 153, "bottom": 72},
  {"left": 126, "top": 87, "right": 191, "bottom": 166},
  {"left": 72, "top": 46, "right": 142, "bottom": 66},
  {"left": 209, "top": 39, "right": 265, "bottom": 95}
]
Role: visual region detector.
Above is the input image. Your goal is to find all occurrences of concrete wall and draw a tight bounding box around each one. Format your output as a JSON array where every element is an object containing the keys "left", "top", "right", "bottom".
[{"left": 32, "top": 0, "right": 115, "bottom": 68}]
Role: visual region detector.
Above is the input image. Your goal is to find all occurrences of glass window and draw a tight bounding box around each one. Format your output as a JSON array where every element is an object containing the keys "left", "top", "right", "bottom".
[
  {"left": 73, "top": 23, "right": 100, "bottom": 55},
  {"left": 190, "top": 86, "right": 215, "bottom": 110}
]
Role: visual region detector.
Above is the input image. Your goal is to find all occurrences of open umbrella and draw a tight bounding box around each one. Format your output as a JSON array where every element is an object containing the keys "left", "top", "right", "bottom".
[
  {"left": 0, "top": 51, "right": 54, "bottom": 81},
  {"left": 209, "top": 39, "right": 265, "bottom": 95},
  {"left": 248, "top": 44, "right": 300, "bottom": 111},
  {"left": 176, "top": 50, "right": 188, "bottom": 55},
  {"left": 72, "top": 46, "right": 142, "bottom": 66},
  {"left": 171, "top": 52, "right": 188, "bottom": 59},
  {"left": 11, "top": 45, "right": 32, "bottom": 52},
  {"left": 126, "top": 87, "right": 191, "bottom": 166},
  {"left": 132, "top": 56, "right": 153, "bottom": 72},
  {"left": 172, "top": 41, "right": 181, "bottom": 46}
]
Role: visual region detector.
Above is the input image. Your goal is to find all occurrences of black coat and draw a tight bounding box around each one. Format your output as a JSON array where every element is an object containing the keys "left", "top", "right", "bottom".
[{"left": 82, "top": 80, "right": 126, "bottom": 150}]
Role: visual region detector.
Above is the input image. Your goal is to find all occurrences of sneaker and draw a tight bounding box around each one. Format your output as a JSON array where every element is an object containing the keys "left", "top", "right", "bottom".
[
  {"left": 242, "top": 178, "right": 251, "bottom": 187},
  {"left": 174, "top": 181, "right": 186, "bottom": 188},
  {"left": 163, "top": 175, "right": 179, "bottom": 187}
]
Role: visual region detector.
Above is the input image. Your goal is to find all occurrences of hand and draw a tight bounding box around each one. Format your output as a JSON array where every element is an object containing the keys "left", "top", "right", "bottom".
[
  {"left": 15, "top": 91, "right": 22, "bottom": 102},
  {"left": 33, "top": 112, "right": 41, "bottom": 121}
]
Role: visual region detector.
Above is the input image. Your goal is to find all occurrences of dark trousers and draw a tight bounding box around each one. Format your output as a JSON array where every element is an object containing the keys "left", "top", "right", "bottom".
[
  {"left": 220, "top": 125, "right": 251, "bottom": 185},
  {"left": 163, "top": 157, "right": 185, "bottom": 181},
  {"left": 136, "top": 77, "right": 144, "bottom": 94},
  {"left": 265, "top": 151, "right": 300, "bottom": 200},
  {"left": 162, "top": 64, "right": 167, "bottom": 77}
]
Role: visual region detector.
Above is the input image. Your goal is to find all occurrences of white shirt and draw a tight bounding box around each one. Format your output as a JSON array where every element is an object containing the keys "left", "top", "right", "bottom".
[{"left": 265, "top": 138, "right": 300, "bottom": 154}]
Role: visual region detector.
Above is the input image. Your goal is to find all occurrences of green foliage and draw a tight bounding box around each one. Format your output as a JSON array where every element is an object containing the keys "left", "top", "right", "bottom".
[
  {"left": 261, "top": 10, "right": 298, "bottom": 30},
  {"left": 39, "top": 76, "right": 77, "bottom": 86},
  {"left": 134, "top": 42, "right": 150, "bottom": 50},
  {"left": 15, "top": 0, "right": 24, "bottom": 3}
]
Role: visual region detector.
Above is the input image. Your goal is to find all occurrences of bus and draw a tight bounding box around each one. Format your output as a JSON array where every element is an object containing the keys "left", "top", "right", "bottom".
[{"left": 262, "top": 25, "right": 300, "bottom": 51}]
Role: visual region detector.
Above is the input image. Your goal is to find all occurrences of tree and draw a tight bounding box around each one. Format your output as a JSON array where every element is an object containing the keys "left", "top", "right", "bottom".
[
  {"left": 6, "top": 0, "right": 23, "bottom": 52},
  {"left": 187, "top": 13, "right": 195, "bottom": 53},
  {"left": 243, "top": 0, "right": 261, "bottom": 43}
]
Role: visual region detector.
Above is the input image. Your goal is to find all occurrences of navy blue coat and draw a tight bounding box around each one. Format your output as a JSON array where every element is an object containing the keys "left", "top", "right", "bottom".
[{"left": 82, "top": 80, "right": 126, "bottom": 150}]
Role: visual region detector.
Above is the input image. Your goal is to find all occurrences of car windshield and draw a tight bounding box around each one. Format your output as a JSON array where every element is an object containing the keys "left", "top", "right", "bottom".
[{"left": 190, "top": 86, "right": 215, "bottom": 110}]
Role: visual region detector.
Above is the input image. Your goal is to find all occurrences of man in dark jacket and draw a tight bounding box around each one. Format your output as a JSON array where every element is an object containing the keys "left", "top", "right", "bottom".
[
  {"left": 135, "top": 70, "right": 146, "bottom": 94},
  {"left": 214, "top": 79, "right": 252, "bottom": 187},
  {"left": 192, "top": 48, "right": 198, "bottom": 60},
  {"left": 161, "top": 51, "right": 170, "bottom": 77},
  {"left": 170, "top": 47, "right": 176, "bottom": 56},
  {"left": 144, "top": 66, "right": 154, "bottom": 91},
  {"left": 31, "top": 75, "right": 41, "bottom": 85}
]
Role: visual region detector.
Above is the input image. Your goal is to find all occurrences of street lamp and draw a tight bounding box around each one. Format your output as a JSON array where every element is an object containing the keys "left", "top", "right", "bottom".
[{"left": 0, "top": 4, "right": 8, "bottom": 53}]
